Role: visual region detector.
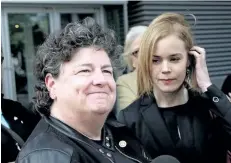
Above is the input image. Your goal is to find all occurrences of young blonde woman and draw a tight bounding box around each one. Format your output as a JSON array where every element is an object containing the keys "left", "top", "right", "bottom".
[{"left": 118, "top": 13, "right": 231, "bottom": 163}]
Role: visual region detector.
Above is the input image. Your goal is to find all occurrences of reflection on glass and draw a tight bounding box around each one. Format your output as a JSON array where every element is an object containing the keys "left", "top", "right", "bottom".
[
  {"left": 61, "top": 13, "right": 94, "bottom": 28},
  {"left": 104, "top": 5, "right": 124, "bottom": 44},
  {"left": 8, "top": 13, "right": 49, "bottom": 108}
]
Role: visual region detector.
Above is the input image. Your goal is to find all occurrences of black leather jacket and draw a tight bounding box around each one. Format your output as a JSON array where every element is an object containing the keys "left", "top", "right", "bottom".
[
  {"left": 1, "top": 95, "right": 40, "bottom": 163},
  {"left": 16, "top": 115, "right": 151, "bottom": 163},
  {"left": 118, "top": 84, "right": 231, "bottom": 163}
]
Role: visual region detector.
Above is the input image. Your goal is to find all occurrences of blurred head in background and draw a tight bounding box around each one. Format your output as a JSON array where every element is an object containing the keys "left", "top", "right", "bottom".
[{"left": 123, "top": 26, "right": 147, "bottom": 72}]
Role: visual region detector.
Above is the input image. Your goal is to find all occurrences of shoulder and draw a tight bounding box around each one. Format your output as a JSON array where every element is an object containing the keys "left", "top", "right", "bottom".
[
  {"left": 17, "top": 119, "right": 74, "bottom": 163},
  {"left": 17, "top": 150, "right": 71, "bottom": 163},
  {"left": 2, "top": 98, "right": 26, "bottom": 113},
  {"left": 17, "top": 147, "right": 71, "bottom": 163},
  {"left": 17, "top": 127, "right": 74, "bottom": 163},
  {"left": 187, "top": 90, "right": 218, "bottom": 117},
  {"left": 116, "top": 71, "right": 136, "bottom": 85},
  {"left": 2, "top": 98, "right": 38, "bottom": 118},
  {"left": 188, "top": 91, "right": 211, "bottom": 108},
  {"left": 123, "top": 97, "right": 142, "bottom": 113},
  {"left": 117, "top": 97, "right": 142, "bottom": 125},
  {"left": 222, "top": 75, "right": 231, "bottom": 94}
]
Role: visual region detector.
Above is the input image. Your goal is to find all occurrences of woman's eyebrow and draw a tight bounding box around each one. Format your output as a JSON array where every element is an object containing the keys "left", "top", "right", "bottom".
[
  {"left": 170, "top": 53, "right": 182, "bottom": 56},
  {"left": 75, "top": 63, "right": 92, "bottom": 68},
  {"left": 101, "top": 65, "right": 112, "bottom": 69},
  {"left": 75, "top": 63, "right": 112, "bottom": 69}
]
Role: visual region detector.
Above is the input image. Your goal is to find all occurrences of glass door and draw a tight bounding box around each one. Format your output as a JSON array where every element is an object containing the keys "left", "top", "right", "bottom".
[
  {"left": 10, "top": 13, "right": 49, "bottom": 108},
  {"left": 1, "top": 5, "right": 102, "bottom": 108},
  {"left": 2, "top": 8, "right": 51, "bottom": 108}
]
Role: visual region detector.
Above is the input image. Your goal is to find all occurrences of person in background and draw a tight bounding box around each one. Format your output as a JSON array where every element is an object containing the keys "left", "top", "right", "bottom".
[
  {"left": 118, "top": 13, "right": 231, "bottom": 163},
  {"left": 1, "top": 54, "right": 40, "bottom": 163},
  {"left": 116, "top": 26, "right": 147, "bottom": 113},
  {"left": 221, "top": 74, "right": 231, "bottom": 96},
  {"left": 16, "top": 17, "right": 151, "bottom": 163}
]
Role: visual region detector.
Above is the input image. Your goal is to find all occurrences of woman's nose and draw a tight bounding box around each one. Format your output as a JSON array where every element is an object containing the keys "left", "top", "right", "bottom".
[
  {"left": 161, "top": 61, "right": 171, "bottom": 74},
  {"left": 92, "top": 71, "right": 107, "bottom": 87}
]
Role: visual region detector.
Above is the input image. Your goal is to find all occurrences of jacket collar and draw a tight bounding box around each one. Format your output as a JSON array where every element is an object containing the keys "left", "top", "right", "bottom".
[
  {"left": 140, "top": 93, "right": 177, "bottom": 154},
  {"left": 139, "top": 91, "right": 199, "bottom": 155},
  {"left": 44, "top": 115, "right": 126, "bottom": 151},
  {"left": 140, "top": 93, "right": 155, "bottom": 106}
]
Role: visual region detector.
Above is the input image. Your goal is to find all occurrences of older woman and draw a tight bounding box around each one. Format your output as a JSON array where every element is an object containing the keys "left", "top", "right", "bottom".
[
  {"left": 118, "top": 13, "right": 231, "bottom": 163},
  {"left": 16, "top": 18, "right": 150, "bottom": 163},
  {"left": 116, "top": 26, "right": 147, "bottom": 112}
]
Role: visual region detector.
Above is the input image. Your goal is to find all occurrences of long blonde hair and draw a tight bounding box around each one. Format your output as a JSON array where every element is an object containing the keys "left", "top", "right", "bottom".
[{"left": 137, "top": 13, "right": 198, "bottom": 97}]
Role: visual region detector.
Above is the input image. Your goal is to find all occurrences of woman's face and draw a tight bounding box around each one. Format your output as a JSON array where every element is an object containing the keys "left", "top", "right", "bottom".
[
  {"left": 130, "top": 36, "right": 142, "bottom": 70},
  {"left": 151, "top": 34, "right": 189, "bottom": 93},
  {"left": 48, "top": 47, "right": 116, "bottom": 115}
]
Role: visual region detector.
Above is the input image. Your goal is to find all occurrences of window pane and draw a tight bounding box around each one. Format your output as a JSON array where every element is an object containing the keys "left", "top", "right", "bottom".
[
  {"left": 61, "top": 13, "right": 95, "bottom": 28},
  {"left": 8, "top": 13, "right": 49, "bottom": 108}
]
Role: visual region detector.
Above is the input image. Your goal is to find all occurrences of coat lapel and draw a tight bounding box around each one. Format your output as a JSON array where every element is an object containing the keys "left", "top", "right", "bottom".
[{"left": 140, "top": 95, "right": 177, "bottom": 154}]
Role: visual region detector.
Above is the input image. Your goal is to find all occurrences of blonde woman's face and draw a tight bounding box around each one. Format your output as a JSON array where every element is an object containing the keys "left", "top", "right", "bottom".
[
  {"left": 130, "top": 36, "right": 142, "bottom": 69},
  {"left": 151, "top": 34, "right": 188, "bottom": 93}
]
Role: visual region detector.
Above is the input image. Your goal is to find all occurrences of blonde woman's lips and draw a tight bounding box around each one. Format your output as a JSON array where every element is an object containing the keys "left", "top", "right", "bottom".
[{"left": 160, "top": 79, "right": 175, "bottom": 85}]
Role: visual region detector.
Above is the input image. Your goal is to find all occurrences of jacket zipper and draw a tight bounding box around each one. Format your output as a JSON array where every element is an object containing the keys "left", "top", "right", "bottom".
[{"left": 115, "top": 146, "right": 143, "bottom": 163}]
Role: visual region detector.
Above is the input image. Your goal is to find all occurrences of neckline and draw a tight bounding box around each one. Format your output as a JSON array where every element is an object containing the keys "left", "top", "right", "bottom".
[{"left": 158, "top": 100, "right": 189, "bottom": 111}]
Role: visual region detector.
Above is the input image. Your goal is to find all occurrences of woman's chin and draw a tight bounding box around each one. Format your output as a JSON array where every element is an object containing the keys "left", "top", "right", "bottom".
[
  {"left": 90, "top": 104, "right": 112, "bottom": 115},
  {"left": 157, "top": 83, "right": 183, "bottom": 93}
]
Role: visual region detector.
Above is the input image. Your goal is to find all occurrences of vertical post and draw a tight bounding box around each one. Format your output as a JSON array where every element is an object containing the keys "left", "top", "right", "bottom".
[
  {"left": 24, "top": 22, "right": 35, "bottom": 102},
  {"left": 99, "top": 5, "right": 106, "bottom": 29},
  {"left": 49, "top": 7, "right": 61, "bottom": 33},
  {"left": 123, "top": 1, "right": 128, "bottom": 36},
  {"left": 1, "top": 9, "right": 17, "bottom": 100}
]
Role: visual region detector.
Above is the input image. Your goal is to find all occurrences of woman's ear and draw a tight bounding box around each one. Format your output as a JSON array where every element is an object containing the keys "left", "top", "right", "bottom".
[{"left": 45, "top": 73, "right": 56, "bottom": 99}]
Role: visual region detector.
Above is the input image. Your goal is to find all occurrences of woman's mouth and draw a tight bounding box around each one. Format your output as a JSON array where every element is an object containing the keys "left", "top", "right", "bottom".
[{"left": 160, "top": 79, "right": 175, "bottom": 85}]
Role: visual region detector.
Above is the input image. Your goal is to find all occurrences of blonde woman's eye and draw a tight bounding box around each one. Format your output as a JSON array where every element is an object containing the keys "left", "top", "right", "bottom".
[
  {"left": 170, "top": 58, "right": 180, "bottom": 62},
  {"left": 152, "top": 59, "right": 161, "bottom": 64}
]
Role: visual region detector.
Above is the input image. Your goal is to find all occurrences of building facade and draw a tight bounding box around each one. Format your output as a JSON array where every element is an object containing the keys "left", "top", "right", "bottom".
[
  {"left": 1, "top": 0, "right": 231, "bottom": 108},
  {"left": 127, "top": 1, "right": 231, "bottom": 89},
  {"left": 1, "top": 0, "right": 128, "bottom": 107}
]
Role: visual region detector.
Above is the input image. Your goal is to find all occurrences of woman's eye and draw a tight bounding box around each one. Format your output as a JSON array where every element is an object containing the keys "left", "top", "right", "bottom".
[
  {"left": 103, "top": 70, "right": 112, "bottom": 74},
  {"left": 152, "top": 59, "right": 161, "bottom": 64},
  {"left": 79, "top": 69, "right": 91, "bottom": 73},
  {"left": 170, "top": 58, "right": 180, "bottom": 62}
]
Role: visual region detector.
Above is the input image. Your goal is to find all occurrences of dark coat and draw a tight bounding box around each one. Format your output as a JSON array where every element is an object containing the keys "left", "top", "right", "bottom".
[
  {"left": 16, "top": 115, "right": 151, "bottom": 163},
  {"left": 1, "top": 95, "right": 40, "bottom": 163},
  {"left": 222, "top": 74, "right": 231, "bottom": 95},
  {"left": 118, "top": 84, "right": 231, "bottom": 163}
]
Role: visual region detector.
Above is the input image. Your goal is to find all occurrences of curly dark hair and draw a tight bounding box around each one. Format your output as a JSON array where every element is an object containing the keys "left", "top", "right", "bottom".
[{"left": 33, "top": 17, "right": 123, "bottom": 116}]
